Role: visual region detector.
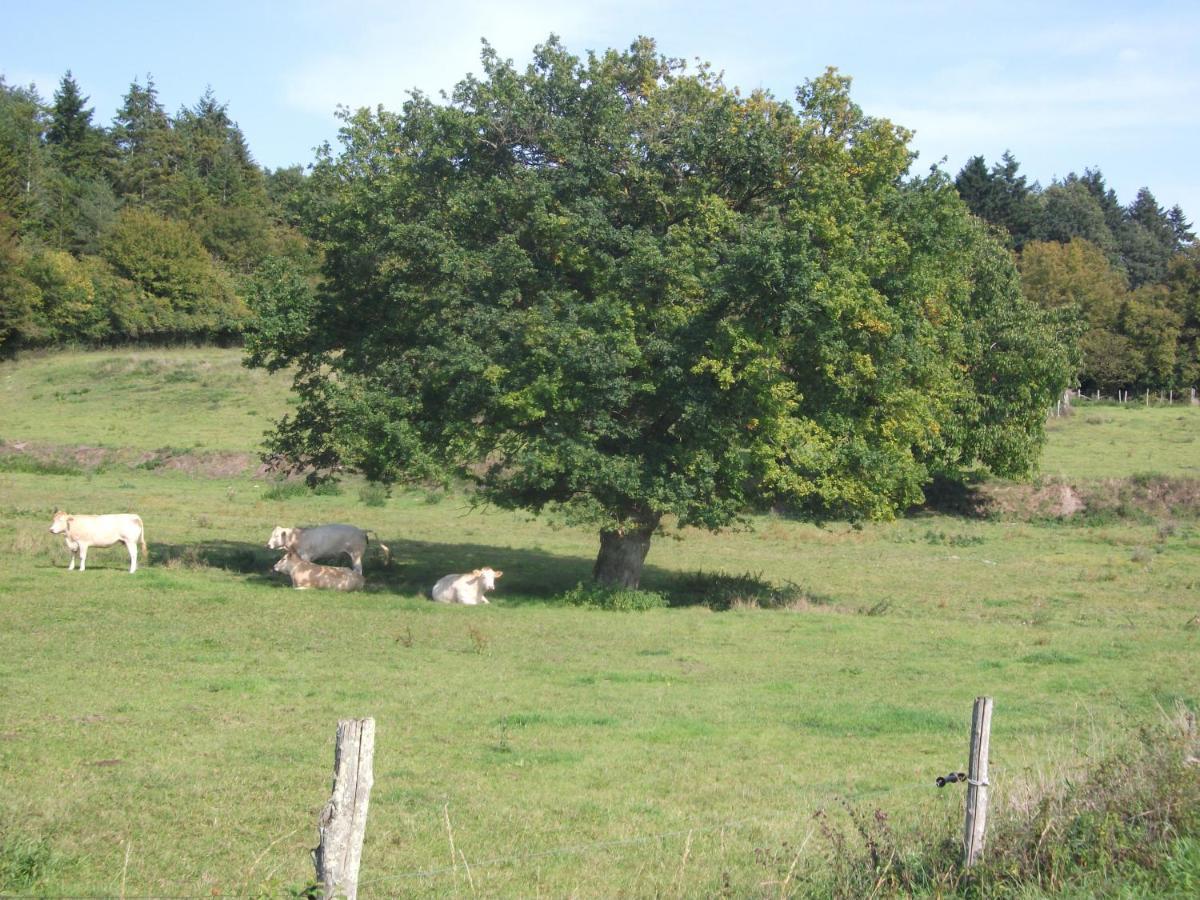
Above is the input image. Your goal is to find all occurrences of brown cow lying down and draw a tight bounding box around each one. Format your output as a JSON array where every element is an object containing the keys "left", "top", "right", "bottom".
[
  {"left": 273, "top": 548, "right": 364, "bottom": 591},
  {"left": 49, "top": 510, "right": 147, "bottom": 573}
]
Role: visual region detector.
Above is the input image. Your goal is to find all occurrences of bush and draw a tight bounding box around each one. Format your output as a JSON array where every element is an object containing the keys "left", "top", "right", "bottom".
[{"left": 557, "top": 582, "right": 667, "bottom": 611}]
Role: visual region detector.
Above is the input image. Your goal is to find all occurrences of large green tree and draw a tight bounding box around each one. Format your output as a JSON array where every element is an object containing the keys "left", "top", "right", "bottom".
[{"left": 247, "top": 38, "right": 1070, "bottom": 586}]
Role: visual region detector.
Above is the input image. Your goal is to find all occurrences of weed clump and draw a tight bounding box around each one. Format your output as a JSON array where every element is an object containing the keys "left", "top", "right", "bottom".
[
  {"left": 558, "top": 582, "right": 668, "bottom": 611},
  {"left": 0, "top": 455, "right": 83, "bottom": 476},
  {"left": 262, "top": 479, "right": 309, "bottom": 501},
  {"left": 0, "top": 828, "right": 64, "bottom": 893},
  {"left": 794, "top": 708, "right": 1200, "bottom": 897},
  {"left": 359, "top": 482, "right": 388, "bottom": 507}
]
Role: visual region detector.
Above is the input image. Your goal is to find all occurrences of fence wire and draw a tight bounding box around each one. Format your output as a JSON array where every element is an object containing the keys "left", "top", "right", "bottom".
[{"left": 354, "top": 776, "right": 952, "bottom": 891}]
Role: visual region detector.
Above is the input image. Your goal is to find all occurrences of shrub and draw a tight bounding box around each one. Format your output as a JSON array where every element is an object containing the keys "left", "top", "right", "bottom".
[{"left": 558, "top": 582, "right": 667, "bottom": 611}]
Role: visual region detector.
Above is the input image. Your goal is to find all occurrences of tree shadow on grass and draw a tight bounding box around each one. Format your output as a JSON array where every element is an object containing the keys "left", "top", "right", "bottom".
[
  {"left": 147, "top": 535, "right": 689, "bottom": 604},
  {"left": 909, "top": 474, "right": 994, "bottom": 520},
  {"left": 357, "top": 537, "right": 598, "bottom": 602},
  {"left": 152, "top": 540, "right": 280, "bottom": 585}
]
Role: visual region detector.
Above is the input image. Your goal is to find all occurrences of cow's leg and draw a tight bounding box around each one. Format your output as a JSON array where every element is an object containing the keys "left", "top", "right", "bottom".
[
  {"left": 352, "top": 551, "right": 363, "bottom": 575},
  {"left": 125, "top": 538, "right": 138, "bottom": 573},
  {"left": 68, "top": 551, "right": 76, "bottom": 570},
  {"left": 78, "top": 544, "right": 88, "bottom": 572}
]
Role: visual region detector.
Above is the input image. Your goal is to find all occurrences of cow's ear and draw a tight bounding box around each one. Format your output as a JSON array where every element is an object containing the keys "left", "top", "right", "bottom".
[
  {"left": 472, "top": 569, "right": 482, "bottom": 577},
  {"left": 494, "top": 570, "right": 503, "bottom": 578}
]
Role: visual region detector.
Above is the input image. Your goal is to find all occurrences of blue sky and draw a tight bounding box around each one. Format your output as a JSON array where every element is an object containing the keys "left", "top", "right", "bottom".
[{"left": 4, "top": 0, "right": 1198, "bottom": 218}]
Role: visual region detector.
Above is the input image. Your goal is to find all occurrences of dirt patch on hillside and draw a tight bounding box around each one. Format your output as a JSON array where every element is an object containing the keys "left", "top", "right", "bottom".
[
  {"left": 0, "top": 440, "right": 261, "bottom": 478},
  {"left": 982, "top": 481, "right": 1087, "bottom": 519},
  {"left": 930, "top": 475, "right": 1200, "bottom": 521}
]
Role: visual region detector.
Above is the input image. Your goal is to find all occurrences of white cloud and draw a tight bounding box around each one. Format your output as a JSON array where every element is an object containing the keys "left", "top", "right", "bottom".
[
  {"left": 282, "top": 0, "right": 646, "bottom": 118},
  {"left": 1026, "top": 18, "right": 1199, "bottom": 59}
]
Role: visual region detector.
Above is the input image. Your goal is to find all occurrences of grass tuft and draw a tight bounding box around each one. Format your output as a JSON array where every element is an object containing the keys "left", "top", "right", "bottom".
[
  {"left": 558, "top": 582, "right": 668, "bottom": 611},
  {"left": 0, "top": 828, "right": 66, "bottom": 893}
]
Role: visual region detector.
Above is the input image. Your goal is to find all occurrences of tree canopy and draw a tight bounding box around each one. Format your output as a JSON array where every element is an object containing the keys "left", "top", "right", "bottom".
[
  {"left": 0, "top": 72, "right": 308, "bottom": 353},
  {"left": 246, "top": 37, "right": 1071, "bottom": 586},
  {"left": 960, "top": 153, "right": 1197, "bottom": 392}
]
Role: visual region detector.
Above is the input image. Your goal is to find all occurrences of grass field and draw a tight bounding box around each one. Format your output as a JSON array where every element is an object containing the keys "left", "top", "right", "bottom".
[{"left": 1, "top": 349, "right": 1198, "bottom": 896}]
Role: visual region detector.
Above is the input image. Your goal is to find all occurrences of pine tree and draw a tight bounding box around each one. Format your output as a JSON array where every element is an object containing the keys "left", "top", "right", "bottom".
[
  {"left": 46, "top": 71, "right": 104, "bottom": 177},
  {"left": 953, "top": 151, "right": 1039, "bottom": 247},
  {"left": 111, "top": 75, "right": 178, "bottom": 205},
  {"left": 1167, "top": 205, "right": 1195, "bottom": 248},
  {"left": 1124, "top": 187, "right": 1178, "bottom": 287}
]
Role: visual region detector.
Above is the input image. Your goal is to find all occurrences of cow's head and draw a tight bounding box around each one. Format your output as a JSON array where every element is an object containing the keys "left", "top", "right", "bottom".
[
  {"left": 48, "top": 511, "right": 70, "bottom": 534},
  {"left": 273, "top": 551, "right": 299, "bottom": 574},
  {"left": 266, "top": 526, "right": 293, "bottom": 550},
  {"left": 475, "top": 567, "right": 503, "bottom": 591}
]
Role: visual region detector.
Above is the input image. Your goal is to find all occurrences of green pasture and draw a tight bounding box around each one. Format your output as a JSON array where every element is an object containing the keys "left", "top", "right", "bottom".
[
  {"left": 0, "top": 347, "right": 292, "bottom": 454},
  {"left": 1041, "top": 402, "right": 1200, "bottom": 480},
  {"left": 1, "top": 350, "right": 1198, "bottom": 896}
]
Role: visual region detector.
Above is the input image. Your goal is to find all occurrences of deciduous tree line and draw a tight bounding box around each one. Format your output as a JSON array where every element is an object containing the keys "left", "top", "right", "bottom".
[
  {"left": 0, "top": 71, "right": 309, "bottom": 354},
  {"left": 955, "top": 153, "right": 1198, "bottom": 393}
]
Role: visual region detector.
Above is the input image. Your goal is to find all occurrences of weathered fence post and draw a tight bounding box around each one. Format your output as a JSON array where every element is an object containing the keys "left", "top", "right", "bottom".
[
  {"left": 314, "top": 718, "right": 375, "bottom": 899},
  {"left": 963, "top": 697, "right": 993, "bottom": 868}
]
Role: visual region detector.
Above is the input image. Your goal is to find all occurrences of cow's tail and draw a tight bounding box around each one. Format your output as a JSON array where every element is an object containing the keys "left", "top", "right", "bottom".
[
  {"left": 368, "top": 530, "right": 391, "bottom": 567},
  {"left": 137, "top": 516, "right": 148, "bottom": 557}
]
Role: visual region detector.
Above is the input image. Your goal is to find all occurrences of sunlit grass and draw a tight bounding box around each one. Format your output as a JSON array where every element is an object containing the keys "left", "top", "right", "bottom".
[
  {"left": 0, "top": 349, "right": 1197, "bottom": 895},
  {"left": 1041, "top": 403, "right": 1200, "bottom": 480}
]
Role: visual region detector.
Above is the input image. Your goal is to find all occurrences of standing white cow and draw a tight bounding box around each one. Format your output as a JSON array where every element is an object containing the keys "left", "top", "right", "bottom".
[
  {"left": 430, "top": 568, "right": 503, "bottom": 605},
  {"left": 49, "top": 511, "right": 147, "bottom": 573},
  {"left": 266, "top": 524, "right": 388, "bottom": 575}
]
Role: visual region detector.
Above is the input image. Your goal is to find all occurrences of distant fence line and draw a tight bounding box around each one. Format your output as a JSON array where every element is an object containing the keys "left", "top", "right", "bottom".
[{"left": 1053, "top": 387, "right": 1199, "bottom": 417}]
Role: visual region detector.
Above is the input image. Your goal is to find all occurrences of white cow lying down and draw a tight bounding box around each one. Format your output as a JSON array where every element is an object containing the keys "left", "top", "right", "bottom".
[
  {"left": 49, "top": 510, "right": 147, "bottom": 573},
  {"left": 430, "top": 568, "right": 503, "bottom": 605},
  {"left": 273, "top": 548, "right": 364, "bottom": 591},
  {"left": 266, "top": 524, "right": 388, "bottom": 575}
]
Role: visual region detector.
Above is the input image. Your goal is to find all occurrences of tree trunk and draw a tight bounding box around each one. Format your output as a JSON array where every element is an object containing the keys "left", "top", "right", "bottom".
[{"left": 593, "top": 521, "right": 657, "bottom": 589}]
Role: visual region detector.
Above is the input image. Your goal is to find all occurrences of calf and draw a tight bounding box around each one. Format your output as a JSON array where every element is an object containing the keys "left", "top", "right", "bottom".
[
  {"left": 49, "top": 511, "right": 147, "bottom": 573},
  {"left": 273, "top": 548, "right": 364, "bottom": 591},
  {"left": 430, "top": 568, "right": 502, "bottom": 605},
  {"left": 267, "top": 524, "right": 388, "bottom": 575}
]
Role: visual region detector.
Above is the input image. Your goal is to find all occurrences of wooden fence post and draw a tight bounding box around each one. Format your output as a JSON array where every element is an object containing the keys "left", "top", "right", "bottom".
[
  {"left": 314, "top": 718, "right": 375, "bottom": 899},
  {"left": 963, "top": 697, "right": 993, "bottom": 868}
]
